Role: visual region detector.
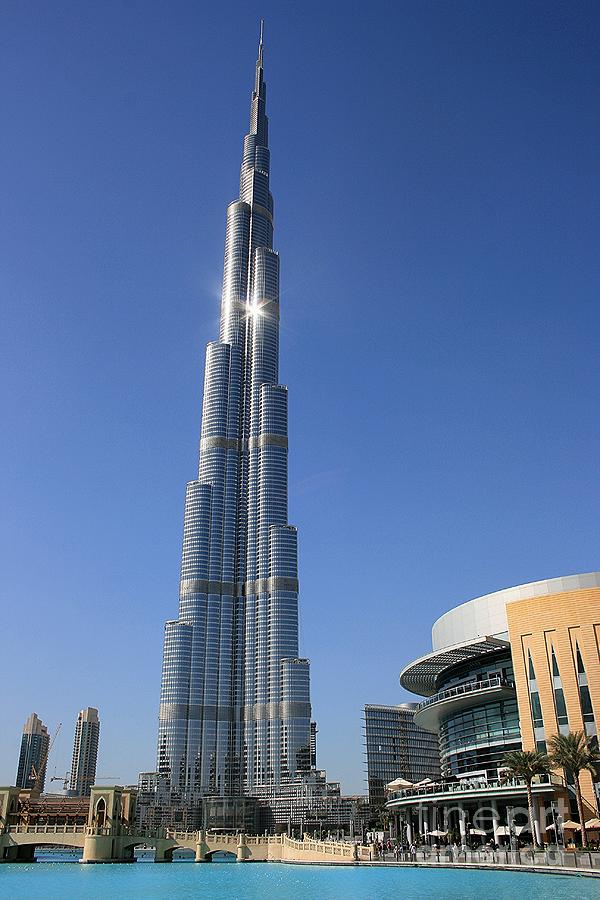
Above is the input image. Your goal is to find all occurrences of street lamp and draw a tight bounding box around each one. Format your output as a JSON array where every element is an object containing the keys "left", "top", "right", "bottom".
[
  {"left": 550, "top": 802, "right": 560, "bottom": 847},
  {"left": 556, "top": 812, "right": 564, "bottom": 848},
  {"left": 507, "top": 806, "right": 517, "bottom": 854}
]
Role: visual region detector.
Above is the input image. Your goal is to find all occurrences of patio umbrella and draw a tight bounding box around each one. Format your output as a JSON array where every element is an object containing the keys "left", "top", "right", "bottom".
[
  {"left": 428, "top": 830, "right": 448, "bottom": 837},
  {"left": 562, "top": 821, "right": 582, "bottom": 830},
  {"left": 494, "top": 825, "right": 528, "bottom": 836},
  {"left": 414, "top": 778, "right": 433, "bottom": 786},
  {"left": 469, "top": 828, "right": 487, "bottom": 836},
  {"left": 585, "top": 818, "right": 600, "bottom": 829},
  {"left": 386, "top": 777, "right": 414, "bottom": 790}
]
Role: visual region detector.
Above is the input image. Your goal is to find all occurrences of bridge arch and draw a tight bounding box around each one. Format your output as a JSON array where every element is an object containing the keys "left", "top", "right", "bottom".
[
  {"left": 1, "top": 829, "right": 86, "bottom": 862},
  {"left": 17, "top": 835, "right": 84, "bottom": 849},
  {"left": 204, "top": 848, "right": 237, "bottom": 861},
  {"left": 119, "top": 836, "right": 188, "bottom": 863},
  {"left": 94, "top": 797, "right": 106, "bottom": 828}
]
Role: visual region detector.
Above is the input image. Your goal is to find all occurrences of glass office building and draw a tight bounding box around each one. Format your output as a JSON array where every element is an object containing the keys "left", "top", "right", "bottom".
[
  {"left": 15, "top": 713, "right": 50, "bottom": 792},
  {"left": 69, "top": 707, "right": 100, "bottom": 797},
  {"left": 364, "top": 704, "right": 441, "bottom": 808},
  {"left": 156, "top": 27, "right": 312, "bottom": 808}
]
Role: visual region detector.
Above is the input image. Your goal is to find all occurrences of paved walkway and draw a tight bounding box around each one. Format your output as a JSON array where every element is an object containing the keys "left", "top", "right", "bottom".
[{"left": 285, "top": 856, "right": 600, "bottom": 877}]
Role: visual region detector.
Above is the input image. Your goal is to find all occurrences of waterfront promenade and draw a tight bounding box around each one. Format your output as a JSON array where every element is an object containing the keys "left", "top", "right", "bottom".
[
  {"left": 4, "top": 824, "right": 600, "bottom": 877},
  {"left": 348, "top": 844, "right": 600, "bottom": 877},
  {"left": 3, "top": 785, "right": 598, "bottom": 876}
]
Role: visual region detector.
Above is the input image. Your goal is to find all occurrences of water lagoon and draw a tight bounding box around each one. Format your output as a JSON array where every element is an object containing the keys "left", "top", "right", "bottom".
[{"left": 1, "top": 862, "right": 597, "bottom": 900}]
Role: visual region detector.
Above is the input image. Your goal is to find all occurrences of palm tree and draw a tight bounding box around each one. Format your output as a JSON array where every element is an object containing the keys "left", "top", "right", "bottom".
[
  {"left": 375, "top": 803, "right": 390, "bottom": 833},
  {"left": 502, "top": 749, "right": 551, "bottom": 848},
  {"left": 548, "top": 730, "right": 600, "bottom": 848}
]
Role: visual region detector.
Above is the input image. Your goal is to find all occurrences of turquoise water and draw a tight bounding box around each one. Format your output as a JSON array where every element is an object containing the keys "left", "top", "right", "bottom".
[{"left": 0, "top": 862, "right": 598, "bottom": 900}]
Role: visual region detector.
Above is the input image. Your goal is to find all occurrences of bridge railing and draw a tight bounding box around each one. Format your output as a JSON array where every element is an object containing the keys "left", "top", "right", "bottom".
[
  {"left": 167, "top": 831, "right": 241, "bottom": 845},
  {"left": 6, "top": 824, "right": 146, "bottom": 838},
  {"left": 283, "top": 835, "right": 358, "bottom": 858},
  {"left": 8, "top": 824, "right": 86, "bottom": 835},
  {"left": 85, "top": 825, "right": 146, "bottom": 837},
  {"left": 209, "top": 834, "right": 238, "bottom": 846},
  {"left": 165, "top": 831, "right": 287, "bottom": 846},
  {"left": 246, "top": 835, "right": 283, "bottom": 845}
]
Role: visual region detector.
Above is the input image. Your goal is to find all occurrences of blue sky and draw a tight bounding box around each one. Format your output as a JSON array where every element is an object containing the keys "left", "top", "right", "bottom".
[{"left": 1, "top": 1, "right": 599, "bottom": 793}]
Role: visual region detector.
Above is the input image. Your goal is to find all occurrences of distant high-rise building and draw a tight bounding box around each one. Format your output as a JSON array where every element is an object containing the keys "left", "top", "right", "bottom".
[
  {"left": 364, "top": 703, "right": 441, "bottom": 808},
  {"left": 310, "top": 722, "right": 318, "bottom": 769},
  {"left": 16, "top": 713, "right": 50, "bottom": 791},
  {"left": 156, "top": 25, "right": 313, "bottom": 806},
  {"left": 69, "top": 707, "right": 100, "bottom": 796}
]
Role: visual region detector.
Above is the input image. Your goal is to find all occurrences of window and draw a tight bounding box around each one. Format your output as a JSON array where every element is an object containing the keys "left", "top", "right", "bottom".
[
  {"left": 550, "top": 646, "right": 569, "bottom": 735},
  {"left": 526, "top": 651, "right": 546, "bottom": 749},
  {"left": 575, "top": 642, "right": 597, "bottom": 738}
]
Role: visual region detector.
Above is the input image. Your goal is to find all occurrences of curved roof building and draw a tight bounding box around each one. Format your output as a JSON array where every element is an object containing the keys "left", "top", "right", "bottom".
[{"left": 388, "top": 573, "right": 600, "bottom": 846}]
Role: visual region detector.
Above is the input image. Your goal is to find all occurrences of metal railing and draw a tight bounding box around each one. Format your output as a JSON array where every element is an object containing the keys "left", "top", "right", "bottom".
[
  {"left": 367, "top": 846, "right": 600, "bottom": 871},
  {"left": 388, "top": 773, "right": 563, "bottom": 801},
  {"left": 417, "top": 677, "right": 514, "bottom": 713}
]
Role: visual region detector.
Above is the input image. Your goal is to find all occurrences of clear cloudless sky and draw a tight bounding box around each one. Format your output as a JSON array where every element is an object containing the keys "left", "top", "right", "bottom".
[{"left": 1, "top": 0, "right": 599, "bottom": 793}]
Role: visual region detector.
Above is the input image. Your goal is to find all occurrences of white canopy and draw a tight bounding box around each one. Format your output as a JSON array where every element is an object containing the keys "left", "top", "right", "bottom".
[
  {"left": 385, "top": 777, "right": 414, "bottom": 790},
  {"left": 495, "top": 824, "right": 528, "bottom": 836}
]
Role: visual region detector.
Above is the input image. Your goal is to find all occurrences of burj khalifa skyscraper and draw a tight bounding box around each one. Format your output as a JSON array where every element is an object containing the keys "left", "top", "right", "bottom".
[{"left": 157, "top": 25, "right": 313, "bottom": 806}]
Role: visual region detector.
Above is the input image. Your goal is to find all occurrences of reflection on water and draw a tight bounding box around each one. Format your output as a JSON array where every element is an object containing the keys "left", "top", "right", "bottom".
[
  {"left": 34, "top": 846, "right": 235, "bottom": 863},
  {"left": 5, "top": 856, "right": 596, "bottom": 900},
  {"left": 34, "top": 848, "right": 82, "bottom": 863}
]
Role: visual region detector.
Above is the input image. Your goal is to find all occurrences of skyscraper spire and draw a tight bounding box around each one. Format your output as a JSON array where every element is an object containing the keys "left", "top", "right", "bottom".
[
  {"left": 157, "top": 27, "right": 312, "bottom": 810},
  {"left": 250, "top": 20, "right": 268, "bottom": 145},
  {"left": 259, "top": 18, "right": 264, "bottom": 65}
]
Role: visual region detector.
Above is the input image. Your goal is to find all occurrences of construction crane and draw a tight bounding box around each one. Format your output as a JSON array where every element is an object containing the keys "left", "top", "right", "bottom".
[
  {"left": 30, "top": 722, "right": 62, "bottom": 793},
  {"left": 49, "top": 770, "right": 71, "bottom": 791},
  {"left": 49, "top": 773, "right": 121, "bottom": 792}
]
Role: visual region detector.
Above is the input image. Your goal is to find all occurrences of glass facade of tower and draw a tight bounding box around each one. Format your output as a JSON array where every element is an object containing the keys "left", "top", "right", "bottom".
[
  {"left": 16, "top": 713, "right": 50, "bottom": 792},
  {"left": 434, "top": 653, "right": 520, "bottom": 777},
  {"left": 157, "top": 32, "right": 312, "bottom": 803},
  {"left": 69, "top": 707, "right": 100, "bottom": 797},
  {"left": 364, "top": 704, "right": 441, "bottom": 808}
]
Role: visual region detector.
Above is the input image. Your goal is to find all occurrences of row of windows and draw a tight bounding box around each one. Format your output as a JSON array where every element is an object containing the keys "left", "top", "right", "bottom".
[{"left": 526, "top": 639, "right": 598, "bottom": 749}]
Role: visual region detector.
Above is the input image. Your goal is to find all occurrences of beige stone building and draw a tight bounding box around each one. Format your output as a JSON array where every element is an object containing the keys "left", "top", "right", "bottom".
[
  {"left": 388, "top": 573, "right": 600, "bottom": 844},
  {"left": 507, "top": 582, "right": 600, "bottom": 813}
]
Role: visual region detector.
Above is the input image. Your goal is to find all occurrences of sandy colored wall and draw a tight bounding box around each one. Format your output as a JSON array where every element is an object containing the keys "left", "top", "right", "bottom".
[{"left": 507, "top": 588, "right": 600, "bottom": 813}]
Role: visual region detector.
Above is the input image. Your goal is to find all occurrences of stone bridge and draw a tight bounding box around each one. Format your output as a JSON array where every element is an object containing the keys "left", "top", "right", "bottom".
[
  {"left": 1, "top": 825, "right": 363, "bottom": 864},
  {"left": 1, "top": 783, "right": 364, "bottom": 864}
]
